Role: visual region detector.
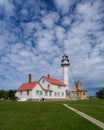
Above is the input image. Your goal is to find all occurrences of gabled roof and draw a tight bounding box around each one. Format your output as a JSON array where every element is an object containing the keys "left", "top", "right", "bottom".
[
  {"left": 43, "top": 76, "right": 66, "bottom": 87},
  {"left": 17, "top": 75, "right": 66, "bottom": 91},
  {"left": 17, "top": 81, "right": 38, "bottom": 91}
]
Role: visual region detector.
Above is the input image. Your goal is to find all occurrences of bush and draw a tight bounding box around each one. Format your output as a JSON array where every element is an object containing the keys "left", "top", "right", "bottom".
[
  {"left": 0, "top": 90, "right": 17, "bottom": 100},
  {"left": 96, "top": 88, "right": 104, "bottom": 99}
]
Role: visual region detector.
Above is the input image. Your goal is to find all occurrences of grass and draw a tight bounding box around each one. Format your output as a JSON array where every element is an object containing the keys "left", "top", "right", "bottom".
[
  {"left": 0, "top": 101, "right": 103, "bottom": 130},
  {"left": 68, "top": 99, "right": 104, "bottom": 123}
]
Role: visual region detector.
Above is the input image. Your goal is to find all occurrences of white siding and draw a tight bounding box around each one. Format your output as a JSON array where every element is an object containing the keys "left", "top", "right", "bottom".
[
  {"left": 39, "top": 78, "right": 52, "bottom": 90},
  {"left": 31, "top": 84, "right": 43, "bottom": 99},
  {"left": 49, "top": 84, "right": 66, "bottom": 99},
  {"left": 16, "top": 78, "right": 67, "bottom": 101},
  {"left": 39, "top": 77, "right": 66, "bottom": 99},
  {"left": 15, "top": 90, "right": 32, "bottom": 101}
]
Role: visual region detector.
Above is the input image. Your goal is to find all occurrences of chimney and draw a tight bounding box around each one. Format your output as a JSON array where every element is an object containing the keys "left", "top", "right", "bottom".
[
  {"left": 47, "top": 74, "right": 50, "bottom": 78},
  {"left": 28, "top": 74, "right": 32, "bottom": 83}
]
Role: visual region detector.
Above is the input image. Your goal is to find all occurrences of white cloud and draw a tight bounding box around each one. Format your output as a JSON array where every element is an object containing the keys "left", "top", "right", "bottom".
[
  {"left": 42, "top": 12, "right": 59, "bottom": 28},
  {"left": 76, "top": 0, "right": 103, "bottom": 21},
  {"left": 0, "top": 0, "right": 104, "bottom": 96},
  {"left": 62, "top": 16, "right": 71, "bottom": 26},
  {"left": 42, "top": 16, "right": 55, "bottom": 29},
  {"left": 54, "top": 0, "right": 78, "bottom": 14},
  {"left": 62, "top": 0, "right": 104, "bottom": 90},
  {"left": 55, "top": 26, "right": 66, "bottom": 42},
  {"left": 34, "top": 29, "right": 55, "bottom": 52},
  {"left": 0, "top": 0, "right": 14, "bottom": 18}
]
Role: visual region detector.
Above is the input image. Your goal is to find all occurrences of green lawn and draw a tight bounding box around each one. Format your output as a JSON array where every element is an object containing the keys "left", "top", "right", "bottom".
[
  {"left": 0, "top": 101, "right": 103, "bottom": 130},
  {"left": 68, "top": 99, "right": 104, "bottom": 123}
]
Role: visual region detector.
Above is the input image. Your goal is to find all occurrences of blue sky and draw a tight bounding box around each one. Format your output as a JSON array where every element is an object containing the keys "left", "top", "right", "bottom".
[{"left": 0, "top": 0, "right": 104, "bottom": 96}]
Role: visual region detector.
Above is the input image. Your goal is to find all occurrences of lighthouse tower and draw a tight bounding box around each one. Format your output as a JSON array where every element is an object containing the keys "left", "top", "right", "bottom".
[{"left": 61, "top": 54, "right": 70, "bottom": 90}]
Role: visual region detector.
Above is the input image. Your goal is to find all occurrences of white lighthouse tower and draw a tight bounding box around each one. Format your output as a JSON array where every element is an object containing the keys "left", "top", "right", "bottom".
[{"left": 61, "top": 54, "right": 70, "bottom": 90}]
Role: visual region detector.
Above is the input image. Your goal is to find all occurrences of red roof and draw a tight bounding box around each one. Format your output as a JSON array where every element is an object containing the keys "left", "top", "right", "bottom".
[
  {"left": 17, "top": 81, "right": 38, "bottom": 91},
  {"left": 44, "top": 76, "right": 66, "bottom": 87},
  {"left": 17, "top": 75, "right": 66, "bottom": 91}
]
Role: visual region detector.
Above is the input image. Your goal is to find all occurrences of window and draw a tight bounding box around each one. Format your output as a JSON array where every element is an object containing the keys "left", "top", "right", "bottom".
[
  {"left": 83, "top": 93, "right": 85, "bottom": 96},
  {"left": 62, "top": 92, "right": 64, "bottom": 96},
  {"left": 45, "top": 91, "right": 48, "bottom": 96},
  {"left": 27, "top": 90, "right": 29, "bottom": 95},
  {"left": 42, "top": 79, "right": 44, "bottom": 83},
  {"left": 54, "top": 92, "right": 57, "bottom": 96},
  {"left": 40, "top": 91, "right": 42, "bottom": 95},
  {"left": 48, "top": 84, "right": 50, "bottom": 89},
  {"left": 58, "top": 86, "right": 61, "bottom": 89},
  {"left": 58, "top": 92, "right": 60, "bottom": 97},
  {"left": 49, "top": 92, "right": 52, "bottom": 96},
  {"left": 20, "top": 91, "right": 22, "bottom": 95},
  {"left": 36, "top": 90, "right": 39, "bottom": 96},
  {"left": 76, "top": 84, "right": 78, "bottom": 88},
  {"left": 76, "top": 93, "right": 79, "bottom": 97}
]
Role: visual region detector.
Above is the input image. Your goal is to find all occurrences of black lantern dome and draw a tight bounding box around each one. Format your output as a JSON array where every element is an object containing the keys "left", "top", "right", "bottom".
[{"left": 61, "top": 54, "right": 70, "bottom": 67}]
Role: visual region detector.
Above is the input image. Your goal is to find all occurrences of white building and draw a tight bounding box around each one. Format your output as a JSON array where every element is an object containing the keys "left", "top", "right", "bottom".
[
  {"left": 15, "top": 74, "right": 66, "bottom": 101},
  {"left": 61, "top": 54, "right": 70, "bottom": 90}
]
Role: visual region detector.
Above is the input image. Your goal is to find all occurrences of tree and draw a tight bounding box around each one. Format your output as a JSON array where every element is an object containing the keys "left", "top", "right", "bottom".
[
  {"left": 0, "top": 90, "right": 17, "bottom": 100},
  {"left": 7, "top": 90, "right": 17, "bottom": 100},
  {"left": 0, "top": 90, "right": 6, "bottom": 99},
  {"left": 96, "top": 88, "right": 104, "bottom": 99}
]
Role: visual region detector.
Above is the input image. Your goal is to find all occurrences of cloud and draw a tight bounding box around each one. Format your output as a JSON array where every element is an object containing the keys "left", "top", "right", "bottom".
[
  {"left": 54, "top": 0, "right": 79, "bottom": 14},
  {"left": 42, "top": 12, "right": 59, "bottom": 28},
  {"left": 62, "top": 0, "right": 104, "bottom": 90},
  {"left": 55, "top": 26, "right": 66, "bottom": 42},
  {"left": 0, "top": 0, "right": 14, "bottom": 18},
  {"left": 0, "top": 0, "right": 104, "bottom": 96},
  {"left": 62, "top": 16, "right": 71, "bottom": 27}
]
